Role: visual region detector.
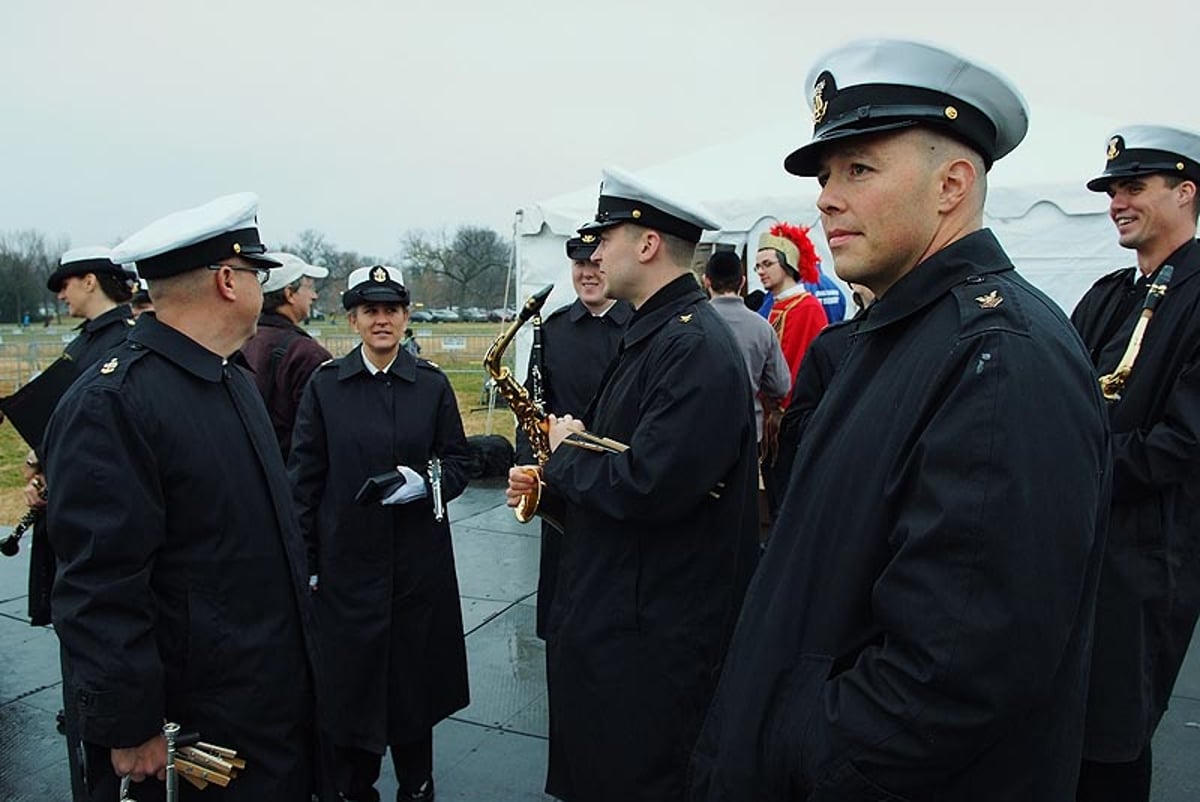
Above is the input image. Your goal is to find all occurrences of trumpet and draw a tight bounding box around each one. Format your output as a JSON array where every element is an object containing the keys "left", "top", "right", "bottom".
[
  {"left": 484, "top": 285, "right": 629, "bottom": 524},
  {"left": 1098, "top": 264, "right": 1174, "bottom": 402},
  {"left": 118, "top": 723, "right": 244, "bottom": 800}
]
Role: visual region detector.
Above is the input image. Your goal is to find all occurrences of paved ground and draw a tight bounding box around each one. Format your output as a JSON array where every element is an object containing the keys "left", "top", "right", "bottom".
[{"left": 1, "top": 479, "right": 1198, "bottom": 800}]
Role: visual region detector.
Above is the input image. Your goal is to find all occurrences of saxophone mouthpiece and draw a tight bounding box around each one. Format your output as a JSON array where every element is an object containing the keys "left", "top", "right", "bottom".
[{"left": 521, "top": 284, "right": 555, "bottom": 321}]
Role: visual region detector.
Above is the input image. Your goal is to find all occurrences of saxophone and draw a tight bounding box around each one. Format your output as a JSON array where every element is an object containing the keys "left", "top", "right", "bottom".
[
  {"left": 484, "top": 285, "right": 555, "bottom": 522},
  {"left": 1098, "top": 264, "right": 1174, "bottom": 402}
]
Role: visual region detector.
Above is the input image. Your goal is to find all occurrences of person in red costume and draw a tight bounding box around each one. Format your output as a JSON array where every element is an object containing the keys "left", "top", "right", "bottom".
[
  {"left": 754, "top": 222, "right": 828, "bottom": 517},
  {"left": 754, "top": 222, "right": 828, "bottom": 408}
]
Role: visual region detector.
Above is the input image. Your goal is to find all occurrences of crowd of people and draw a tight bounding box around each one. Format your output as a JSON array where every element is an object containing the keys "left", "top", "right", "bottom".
[{"left": 7, "top": 36, "right": 1200, "bottom": 802}]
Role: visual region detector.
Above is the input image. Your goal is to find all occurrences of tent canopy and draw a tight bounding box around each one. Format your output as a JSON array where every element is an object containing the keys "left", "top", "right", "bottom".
[{"left": 513, "top": 109, "right": 1132, "bottom": 377}]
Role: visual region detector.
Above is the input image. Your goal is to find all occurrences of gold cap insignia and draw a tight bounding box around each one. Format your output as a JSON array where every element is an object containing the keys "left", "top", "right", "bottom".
[
  {"left": 975, "top": 290, "right": 1004, "bottom": 309},
  {"left": 371, "top": 266, "right": 388, "bottom": 283},
  {"left": 100, "top": 357, "right": 119, "bottom": 374},
  {"left": 232, "top": 242, "right": 242, "bottom": 254},
  {"left": 581, "top": 234, "right": 596, "bottom": 244},
  {"left": 1107, "top": 137, "right": 1120, "bottom": 161},
  {"left": 679, "top": 313, "right": 693, "bottom": 323},
  {"left": 812, "top": 78, "right": 828, "bottom": 125}
]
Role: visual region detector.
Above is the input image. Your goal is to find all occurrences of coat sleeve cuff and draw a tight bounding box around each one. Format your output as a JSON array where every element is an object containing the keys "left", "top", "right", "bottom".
[{"left": 75, "top": 685, "right": 163, "bottom": 749}]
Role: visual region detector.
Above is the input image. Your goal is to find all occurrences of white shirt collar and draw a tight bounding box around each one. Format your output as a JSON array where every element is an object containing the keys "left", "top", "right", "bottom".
[{"left": 361, "top": 348, "right": 397, "bottom": 375}]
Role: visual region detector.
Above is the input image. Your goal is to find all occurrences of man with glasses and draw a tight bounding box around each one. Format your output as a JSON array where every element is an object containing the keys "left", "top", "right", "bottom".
[
  {"left": 242, "top": 252, "right": 332, "bottom": 458},
  {"left": 42, "top": 193, "right": 326, "bottom": 801}
]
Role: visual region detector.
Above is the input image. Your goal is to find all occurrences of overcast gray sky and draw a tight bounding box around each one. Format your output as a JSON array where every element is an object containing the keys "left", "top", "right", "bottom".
[{"left": 2, "top": 0, "right": 1197, "bottom": 259}]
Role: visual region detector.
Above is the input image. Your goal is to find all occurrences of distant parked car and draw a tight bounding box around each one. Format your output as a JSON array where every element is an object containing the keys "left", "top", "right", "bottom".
[
  {"left": 487, "top": 307, "right": 517, "bottom": 323},
  {"left": 461, "top": 307, "right": 489, "bottom": 323},
  {"left": 430, "top": 308, "right": 462, "bottom": 323},
  {"left": 409, "top": 309, "right": 435, "bottom": 323}
]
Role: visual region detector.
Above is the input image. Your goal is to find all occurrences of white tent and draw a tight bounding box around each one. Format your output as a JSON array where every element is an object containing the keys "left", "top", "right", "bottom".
[{"left": 512, "top": 111, "right": 1131, "bottom": 376}]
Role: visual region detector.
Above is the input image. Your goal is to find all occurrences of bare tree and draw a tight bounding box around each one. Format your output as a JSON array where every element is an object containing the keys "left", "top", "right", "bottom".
[
  {"left": 0, "top": 230, "right": 70, "bottom": 323},
  {"left": 399, "top": 226, "right": 511, "bottom": 308}
]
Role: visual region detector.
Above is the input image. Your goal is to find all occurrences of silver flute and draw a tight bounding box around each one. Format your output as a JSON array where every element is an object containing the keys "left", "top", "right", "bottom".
[{"left": 428, "top": 457, "right": 445, "bottom": 522}]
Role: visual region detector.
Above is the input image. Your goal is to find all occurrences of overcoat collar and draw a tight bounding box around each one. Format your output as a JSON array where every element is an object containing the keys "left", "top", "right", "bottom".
[
  {"left": 857, "top": 229, "right": 1013, "bottom": 335},
  {"left": 127, "top": 313, "right": 227, "bottom": 383},
  {"left": 337, "top": 343, "right": 418, "bottom": 383},
  {"left": 623, "top": 274, "right": 705, "bottom": 350}
]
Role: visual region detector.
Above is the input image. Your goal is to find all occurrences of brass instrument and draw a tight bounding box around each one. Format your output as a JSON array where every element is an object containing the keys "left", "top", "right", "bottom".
[
  {"left": 118, "top": 723, "right": 243, "bottom": 799},
  {"left": 1099, "top": 264, "right": 1174, "bottom": 402},
  {"left": 484, "top": 284, "right": 628, "bottom": 524}
]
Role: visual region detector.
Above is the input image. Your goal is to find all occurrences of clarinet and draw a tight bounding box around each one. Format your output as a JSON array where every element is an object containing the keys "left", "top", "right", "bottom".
[
  {"left": 1, "top": 506, "right": 43, "bottom": 557},
  {"left": 530, "top": 311, "right": 546, "bottom": 414}
]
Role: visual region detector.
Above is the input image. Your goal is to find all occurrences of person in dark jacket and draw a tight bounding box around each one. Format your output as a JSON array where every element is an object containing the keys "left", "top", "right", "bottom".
[
  {"left": 1071, "top": 125, "right": 1200, "bottom": 802},
  {"left": 240, "top": 251, "right": 332, "bottom": 458},
  {"left": 514, "top": 233, "right": 632, "bottom": 639},
  {"left": 289, "top": 264, "right": 471, "bottom": 802},
  {"left": 43, "top": 193, "right": 326, "bottom": 802},
  {"left": 690, "top": 40, "right": 1111, "bottom": 802},
  {"left": 22, "top": 246, "right": 136, "bottom": 626},
  {"left": 17, "top": 246, "right": 136, "bottom": 801},
  {"left": 507, "top": 167, "right": 760, "bottom": 802}
]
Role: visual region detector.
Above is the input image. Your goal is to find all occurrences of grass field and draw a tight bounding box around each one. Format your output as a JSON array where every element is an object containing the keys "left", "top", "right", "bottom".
[{"left": 0, "top": 320, "right": 517, "bottom": 526}]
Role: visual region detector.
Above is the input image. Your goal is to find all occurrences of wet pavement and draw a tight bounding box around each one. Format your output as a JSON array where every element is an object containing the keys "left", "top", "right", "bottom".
[{"left": 2, "top": 478, "right": 1199, "bottom": 800}]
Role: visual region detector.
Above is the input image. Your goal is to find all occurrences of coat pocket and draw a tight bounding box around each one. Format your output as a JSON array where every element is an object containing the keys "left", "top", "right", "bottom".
[
  {"left": 183, "top": 587, "right": 229, "bottom": 692},
  {"left": 760, "top": 653, "right": 834, "bottom": 797}
]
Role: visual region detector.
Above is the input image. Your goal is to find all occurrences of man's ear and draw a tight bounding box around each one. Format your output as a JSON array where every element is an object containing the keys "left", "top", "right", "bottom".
[
  {"left": 639, "top": 230, "right": 662, "bottom": 263},
  {"left": 938, "top": 157, "right": 978, "bottom": 214},
  {"left": 213, "top": 266, "right": 239, "bottom": 302},
  {"left": 1176, "top": 179, "right": 1197, "bottom": 211}
]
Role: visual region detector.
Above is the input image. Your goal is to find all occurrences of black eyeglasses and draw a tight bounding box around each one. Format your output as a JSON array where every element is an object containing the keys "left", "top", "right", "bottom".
[{"left": 207, "top": 263, "right": 270, "bottom": 286}]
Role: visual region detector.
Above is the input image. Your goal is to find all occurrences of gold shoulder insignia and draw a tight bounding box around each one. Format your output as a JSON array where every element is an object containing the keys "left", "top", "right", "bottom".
[
  {"left": 975, "top": 290, "right": 1004, "bottom": 309},
  {"left": 318, "top": 358, "right": 335, "bottom": 368},
  {"left": 422, "top": 359, "right": 441, "bottom": 369},
  {"left": 99, "top": 357, "right": 119, "bottom": 374},
  {"left": 124, "top": 318, "right": 136, "bottom": 327},
  {"left": 679, "top": 313, "right": 693, "bottom": 324}
]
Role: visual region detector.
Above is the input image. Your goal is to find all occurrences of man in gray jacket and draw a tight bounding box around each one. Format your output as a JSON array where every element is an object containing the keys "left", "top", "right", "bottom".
[{"left": 703, "top": 250, "right": 791, "bottom": 446}]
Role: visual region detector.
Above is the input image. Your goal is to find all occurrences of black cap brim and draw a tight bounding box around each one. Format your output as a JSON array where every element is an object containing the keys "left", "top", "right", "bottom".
[
  {"left": 343, "top": 285, "right": 410, "bottom": 310},
  {"left": 46, "top": 259, "right": 130, "bottom": 293},
  {"left": 784, "top": 120, "right": 922, "bottom": 176}
]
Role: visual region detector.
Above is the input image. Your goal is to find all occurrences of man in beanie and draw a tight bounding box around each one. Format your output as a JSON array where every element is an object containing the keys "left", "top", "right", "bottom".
[
  {"left": 691, "top": 40, "right": 1109, "bottom": 801},
  {"left": 43, "top": 193, "right": 325, "bottom": 801}
]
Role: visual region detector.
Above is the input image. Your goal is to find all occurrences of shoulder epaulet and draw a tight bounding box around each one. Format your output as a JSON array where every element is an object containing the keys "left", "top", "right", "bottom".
[
  {"left": 821, "top": 317, "right": 858, "bottom": 334},
  {"left": 124, "top": 318, "right": 136, "bottom": 327},
  {"left": 1096, "top": 266, "right": 1135, "bottom": 285},
  {"left": 316, "top": 358, "right": 337, "bottom": 370},
  {"left": 543, "top": 303, "right": 573, "bottom": 321},
  {"left": 951, "top": 274, "right": 1030, "bottom": 336},
  {"left": 89, "top": 341, "right": 151, "bottom": 388},
  {"left": 417, "top": 358, "right": 443, "bottom": 371}
]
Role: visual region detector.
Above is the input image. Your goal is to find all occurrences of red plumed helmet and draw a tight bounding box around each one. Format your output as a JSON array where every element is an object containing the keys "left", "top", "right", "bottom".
[{"left": 759, "top": 222, "right": 820, "bottom": 284}]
